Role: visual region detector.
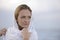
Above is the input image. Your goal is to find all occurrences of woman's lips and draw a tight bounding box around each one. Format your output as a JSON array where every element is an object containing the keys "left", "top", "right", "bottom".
[
  {"left": 24, "top": 24, "right": 28, "bottom": 25},
  {"left": 24, "top": 23, "right": 29, "bottom": 25}
]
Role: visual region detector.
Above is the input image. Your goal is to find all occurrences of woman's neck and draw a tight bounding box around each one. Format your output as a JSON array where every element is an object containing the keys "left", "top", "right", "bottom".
[
  {"left": 18, "top": 24, "right": 24, "bottom": 30},
  {"left": 17, "top": 22, "right": 24, "bottom": 30}
]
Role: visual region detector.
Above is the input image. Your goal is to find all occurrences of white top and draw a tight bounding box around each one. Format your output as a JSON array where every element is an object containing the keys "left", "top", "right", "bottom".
[
  {"left": 3, "top": 18, "right": 38, "bottom": 40},
  {"left": 3, "top": 26, "right": 38, "bottom": 40}
]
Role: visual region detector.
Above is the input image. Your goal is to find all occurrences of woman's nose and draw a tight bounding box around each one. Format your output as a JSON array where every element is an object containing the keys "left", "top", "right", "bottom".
[{"left": 24, "top": 18, "right": 30, "bottom": 23}]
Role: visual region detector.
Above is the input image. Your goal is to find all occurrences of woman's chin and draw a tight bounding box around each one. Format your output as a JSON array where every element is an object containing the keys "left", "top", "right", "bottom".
[{"left": 22, "top": 26, "right": 29, "bottom": 28}]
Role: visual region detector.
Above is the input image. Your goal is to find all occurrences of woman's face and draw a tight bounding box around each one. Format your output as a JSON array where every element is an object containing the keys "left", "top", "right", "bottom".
[{"left": 17, "top": 9, "right": 31, "bottom": 28}]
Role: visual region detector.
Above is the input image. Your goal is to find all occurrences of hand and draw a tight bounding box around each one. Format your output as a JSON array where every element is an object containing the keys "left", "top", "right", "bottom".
[
  {"left": 0, "top": 28, "right": 7, "bottom": 36},
  {"left": 21, "top": 28, "right": 31, "bottom": 40}
]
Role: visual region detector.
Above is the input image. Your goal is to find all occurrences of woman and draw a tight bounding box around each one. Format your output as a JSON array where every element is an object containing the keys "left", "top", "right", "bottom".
[{"left": 2, "top": 4, "right": 38, "bottom": 40}]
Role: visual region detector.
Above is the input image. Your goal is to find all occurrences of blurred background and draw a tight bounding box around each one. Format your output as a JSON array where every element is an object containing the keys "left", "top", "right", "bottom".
[{"left": 0, "top": 0, "right": 60, "bottom": 40}]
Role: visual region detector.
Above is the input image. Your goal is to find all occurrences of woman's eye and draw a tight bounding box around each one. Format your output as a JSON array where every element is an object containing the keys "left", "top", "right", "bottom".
[
  {"left": 21, "top": 16, "right": 25, "bottom": 18},
  {"left": 28, "top": 16, "right": 31, "bottom": 19},
  {"left": 20, "top": 16, "right": 31, "bottom": 19}
]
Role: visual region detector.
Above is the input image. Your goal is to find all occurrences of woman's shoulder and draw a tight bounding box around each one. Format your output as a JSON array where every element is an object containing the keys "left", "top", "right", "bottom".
[
  {"left": 29, "top": 27, "right": 37, "bottom": 33},
  {"left": 30, "top": 28, "right": 38, "bottom": 40},
  {"left": 7, "top": 27, "right": 15, "bottom": 31},
  {"left": 29, "top": 27, "right": 38, "bottom": 36},
  {"left": 6, "top": 27, "right": 19, "bottom": 34},
  {"left": 32, "top": 28, "right": 37, "bottom": 35}
]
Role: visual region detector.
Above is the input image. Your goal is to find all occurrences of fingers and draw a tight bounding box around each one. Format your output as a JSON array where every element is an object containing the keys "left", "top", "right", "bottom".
[
  {"left": 0, "top": 28, "right": 7, "bottom": 35},
  {"left": 1, "top": 28, "right": 7, "bottom": 32}
]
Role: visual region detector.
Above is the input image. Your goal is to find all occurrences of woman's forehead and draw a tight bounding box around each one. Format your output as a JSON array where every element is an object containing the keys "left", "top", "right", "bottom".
[{"left": 18, "top": 9, "right": 32, "bottom": 16}]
